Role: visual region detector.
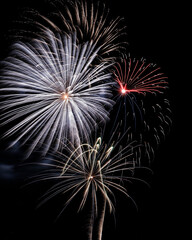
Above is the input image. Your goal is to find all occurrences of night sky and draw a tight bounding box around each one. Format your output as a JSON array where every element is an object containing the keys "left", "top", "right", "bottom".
[{"left": 0, "top": 1, "right": 184, "bottom": 240}]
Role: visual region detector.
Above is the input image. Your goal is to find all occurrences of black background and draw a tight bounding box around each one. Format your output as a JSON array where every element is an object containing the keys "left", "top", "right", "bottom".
[{"left": 0, "top": 0, "right": 185, "bottom": 240}]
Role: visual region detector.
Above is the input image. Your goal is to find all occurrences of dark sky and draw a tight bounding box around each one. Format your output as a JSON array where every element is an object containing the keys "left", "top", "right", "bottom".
[{"left": 0, "top": 1, "right": 184, "bottom": 240}]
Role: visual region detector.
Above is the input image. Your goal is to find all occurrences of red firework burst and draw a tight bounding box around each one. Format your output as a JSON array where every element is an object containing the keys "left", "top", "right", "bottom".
[{"left": 114, "top": 57, "right": 168, "bottom": 95}]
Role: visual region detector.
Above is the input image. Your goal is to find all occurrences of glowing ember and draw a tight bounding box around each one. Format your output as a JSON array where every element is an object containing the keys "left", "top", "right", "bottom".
[
  {"left": 61, "top": 93, "right": 69, "bottom": 100},
  {"left": 121, "top": 88, "right": 126, "bottom": 94}
]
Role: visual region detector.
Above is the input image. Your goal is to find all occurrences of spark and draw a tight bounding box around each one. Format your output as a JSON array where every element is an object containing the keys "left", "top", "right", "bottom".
[
  {"left": 121, "top": 87, "right": 126, "bottom": 94},
  {"left": 88, "top": 175, "right": 94, "bottom": 180},
  {"left": 61, "top": 93, "right": 69, "bottom": 101}
]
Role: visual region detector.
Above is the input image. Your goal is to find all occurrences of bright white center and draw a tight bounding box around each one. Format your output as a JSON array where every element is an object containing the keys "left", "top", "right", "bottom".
[
  {"left": 121, "top": 89, "right": 126, "bottom": 94},
  {"left": 61, "top": 93, "right": 69, "bottom": 100}
]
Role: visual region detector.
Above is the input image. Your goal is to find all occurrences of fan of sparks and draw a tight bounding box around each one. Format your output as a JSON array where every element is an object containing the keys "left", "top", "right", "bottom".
[
  {"left": 114, "top": 57, "right": 168, "bottom": 95},
  {"left": 31, "top": 132, "right": 141, "bottom": 240},
  {"left": 15, "top": 0, "right": 125, "bottom": 63},
  {"left": 0, "top": 31, "right": 114, "bottom": 156},
  {"left": 112, "top": 56, "right": 171, "bottom": 161}
]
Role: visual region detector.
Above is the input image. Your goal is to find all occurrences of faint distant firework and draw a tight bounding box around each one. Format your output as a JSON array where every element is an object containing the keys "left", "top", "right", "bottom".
[{"left": 15, "top": 0, "right": 126, "bottom": 63}]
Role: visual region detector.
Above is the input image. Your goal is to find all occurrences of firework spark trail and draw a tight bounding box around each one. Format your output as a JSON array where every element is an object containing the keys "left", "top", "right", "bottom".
[
  {"left": 0, "top": 31, "right": 114, "bottom": 157},
  {"left": 27, "top": 131, "right": 146, "bottom": 240},
  {"left": 111, "top": 57, "right": 172, "bottom": 162},
  {"left": 114, "top": 57, "right": 168, "bottom": 95},
  {"left": 15, "top": 0, "right": 126, "bottom": 63}
]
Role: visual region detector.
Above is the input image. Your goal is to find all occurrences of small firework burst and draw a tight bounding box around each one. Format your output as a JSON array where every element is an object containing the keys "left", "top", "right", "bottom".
[
  {"left": 114, "top": 57, "right": 168, "bottom": 95},
  {"left": 111, "top": 56, "right": 171, "bottom": 161},
  {"left": 29, "top": 129, "right": 143, "bottom": 240}
]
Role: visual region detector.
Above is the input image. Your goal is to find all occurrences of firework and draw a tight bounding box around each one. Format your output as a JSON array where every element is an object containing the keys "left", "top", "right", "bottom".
[
  {"left": 111, "top": 56, "right": 171, "bottom": 161},
  {"left": 0, "top": 1, "right": 172, "bottom": 240},
  {"left": 14, "top": 0, "right": 126, "bottom": 63},
  {"left": 30, "top": 129, "right": 144, "bottom": 240},
  {"left": 114, "top": 57, "right": 168, "bottom": 95},
  {"left": 0, "top": 31, "right": 114, "bottom": 157}
]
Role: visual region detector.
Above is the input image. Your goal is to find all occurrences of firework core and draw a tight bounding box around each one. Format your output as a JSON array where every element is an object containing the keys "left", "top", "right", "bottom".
[{"left": 61, "top": 93, "right": 69, "bottom": 101}]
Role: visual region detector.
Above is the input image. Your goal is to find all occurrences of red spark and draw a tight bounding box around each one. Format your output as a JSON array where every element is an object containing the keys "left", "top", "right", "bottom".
[
  {"left": 114, "top": 58, "right": 168, "bottom": 95},
  {"left": 121, "top": 88, "right": 126, "bottom": 94}
]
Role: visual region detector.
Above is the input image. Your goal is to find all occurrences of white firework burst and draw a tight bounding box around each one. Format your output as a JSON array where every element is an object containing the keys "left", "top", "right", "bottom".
[{"left": 0, "top": 30, "right": 114, "bottom": 157}]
